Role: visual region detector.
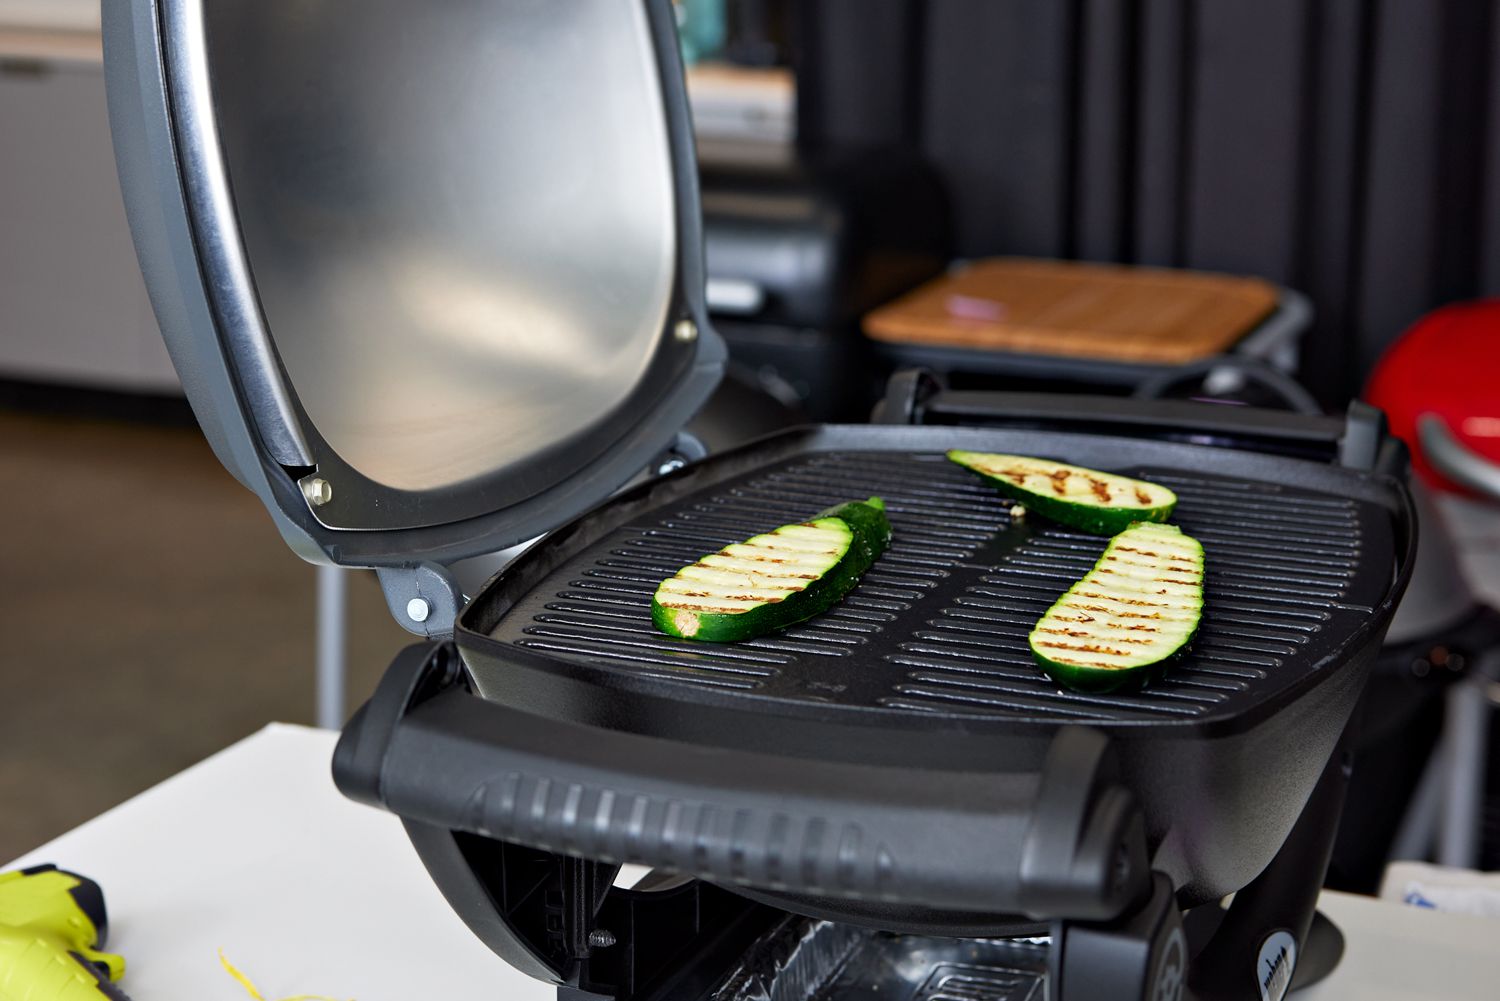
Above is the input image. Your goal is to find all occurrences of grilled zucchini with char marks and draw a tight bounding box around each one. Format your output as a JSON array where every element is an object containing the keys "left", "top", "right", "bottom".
[
  {"left": 1030, "top": 522, "right": 1204, "bottom": 692},
  {"left": 652, "top": 497, "right": 891, "bottom": 642},
  {"left": 948, "top": 450, "right": 1177, "bottom": 535}
]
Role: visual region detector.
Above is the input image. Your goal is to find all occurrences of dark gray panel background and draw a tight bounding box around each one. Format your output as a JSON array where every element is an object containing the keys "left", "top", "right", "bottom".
[{"left": 795, "top": 0, "right": 1496, "bottom": 406}]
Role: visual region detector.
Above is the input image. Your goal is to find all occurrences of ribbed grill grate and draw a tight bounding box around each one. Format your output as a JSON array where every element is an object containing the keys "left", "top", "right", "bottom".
[{"left": 494, "top": 451, "right": 1392, "bottom": 722}]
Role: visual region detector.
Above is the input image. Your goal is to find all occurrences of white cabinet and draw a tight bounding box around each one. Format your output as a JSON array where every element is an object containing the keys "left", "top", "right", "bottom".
[
  {"left": 0, "top": 34, "right": 178, "bottom": 392},
  {"left": 0, "top": 2, "right": 98, "bottom": 33}
]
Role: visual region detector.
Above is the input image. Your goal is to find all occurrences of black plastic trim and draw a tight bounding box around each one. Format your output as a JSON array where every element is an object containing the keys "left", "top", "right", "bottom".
[
  {"left": 335, "top": 650, "right": 1150, "bottom": 924},
  {"left": 332, "top": 642, "right": 460, "bottom": 807},
  {"left": 883, "top": 387, "right": 1349, "bottom": 452}
]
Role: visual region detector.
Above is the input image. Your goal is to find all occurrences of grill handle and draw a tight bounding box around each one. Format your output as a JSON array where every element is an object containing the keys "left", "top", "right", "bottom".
[
  {"left": 335, "top": 643, "right": 1149, "bottom": 921},
  {"left": 875, "top": 370, "right": 1393, "bottom": 468}
]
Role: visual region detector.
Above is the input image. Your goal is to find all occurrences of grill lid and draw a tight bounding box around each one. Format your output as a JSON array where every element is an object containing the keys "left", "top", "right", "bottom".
[{"left": 104, "top": 0, "right": 723, "bottom": 575}]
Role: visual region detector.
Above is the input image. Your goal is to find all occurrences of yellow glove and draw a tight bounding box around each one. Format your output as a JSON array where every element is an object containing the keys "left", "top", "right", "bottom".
[{"left": 0, "top": 867, "right": 128, "bottom": 1001}]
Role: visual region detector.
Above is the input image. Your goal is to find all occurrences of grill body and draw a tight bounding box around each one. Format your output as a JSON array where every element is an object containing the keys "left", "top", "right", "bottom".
[{"left": 457, "top": 424, "right": 1412, "bottom": 911}]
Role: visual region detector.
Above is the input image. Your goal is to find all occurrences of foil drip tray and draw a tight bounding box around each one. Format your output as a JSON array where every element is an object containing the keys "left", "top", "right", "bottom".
[{"left": 708, "top": 917, "right": 1048, "bottom": 1001}]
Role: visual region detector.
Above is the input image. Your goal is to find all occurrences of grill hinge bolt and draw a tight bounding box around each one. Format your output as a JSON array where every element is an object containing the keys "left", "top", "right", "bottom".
[
  {"left": 673, "top": 318, "right": 698, "bottom": 343},
  {"left": 406, "top": 597, "right": 431, "bottom": 623},
  {"left": 587, "top": 929, "right": 616, "bottom": 949},
  {"left": 301, "top": 477, "right": 333, "bottom": 507}
]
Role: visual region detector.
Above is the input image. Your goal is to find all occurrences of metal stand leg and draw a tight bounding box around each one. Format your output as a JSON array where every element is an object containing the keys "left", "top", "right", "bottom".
[
  {"left": 1437, "top": 674, "right": 1492, "bottom": 868},
  {"left": 316, "top": 564, "right": 349, "bottom": 729},
  {"left": 1390, "top": 744, "right": 1444, "bottom": 861}
]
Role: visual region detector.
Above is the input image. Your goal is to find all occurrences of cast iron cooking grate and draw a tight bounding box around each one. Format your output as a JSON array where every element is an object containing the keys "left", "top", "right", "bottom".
[{"left": 492, "top": 451, "right": 1393, "bottom": 723}]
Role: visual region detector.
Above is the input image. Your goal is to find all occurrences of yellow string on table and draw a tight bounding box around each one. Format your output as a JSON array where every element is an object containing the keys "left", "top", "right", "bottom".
[{"left": 218, "top": 948, "right": 353, "bottom": 1001}]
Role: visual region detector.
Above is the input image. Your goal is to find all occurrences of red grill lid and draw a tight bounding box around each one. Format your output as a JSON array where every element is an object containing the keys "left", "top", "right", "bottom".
[{"left": 1366, "top": 300, "right": 1500, "bottom": 495}]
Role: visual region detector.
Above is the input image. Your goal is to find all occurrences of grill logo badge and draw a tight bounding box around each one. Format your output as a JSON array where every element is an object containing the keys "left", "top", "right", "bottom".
[
  {"left": 1257, "top": 930, "right": 1297, "bottom": 1001},
  {"left": 1153, "top": 926, "right": 1186, "bottom": 1001}
]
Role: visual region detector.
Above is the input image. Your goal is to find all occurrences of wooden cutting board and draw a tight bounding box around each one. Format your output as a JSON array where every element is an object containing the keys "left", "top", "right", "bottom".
[{"left": 863, "top": 257, "right": 1280, "bottom": 364}]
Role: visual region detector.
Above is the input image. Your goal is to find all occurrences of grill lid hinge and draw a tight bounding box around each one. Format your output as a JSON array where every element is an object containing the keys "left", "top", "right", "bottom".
[{"left": 376, "top": 563, "right": 465, "bottom": 638}]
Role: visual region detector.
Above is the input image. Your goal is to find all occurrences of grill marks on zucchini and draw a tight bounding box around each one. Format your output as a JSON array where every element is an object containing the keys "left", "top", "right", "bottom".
[
  {"left": 652, "top": 498, "right": 892, "bottom": 642},
  {"left": 947, "top": 450, "right": 1177, "bottom": 535},
  {"left": 1030, "top": 523, "right": 1204, "bottom": 692},
  {"left": 657, "top": 520, "right": 850, "bottom": 613}
]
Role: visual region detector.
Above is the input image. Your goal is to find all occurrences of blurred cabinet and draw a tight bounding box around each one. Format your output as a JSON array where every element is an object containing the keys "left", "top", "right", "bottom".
[{"left": 0, "top": 32, "right": 177, "bottom": 392}]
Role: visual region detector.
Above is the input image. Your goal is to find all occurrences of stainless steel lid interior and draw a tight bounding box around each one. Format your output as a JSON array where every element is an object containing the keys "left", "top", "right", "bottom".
[{"left": 104, "top": 0, "right": 723, "bottom": 570}]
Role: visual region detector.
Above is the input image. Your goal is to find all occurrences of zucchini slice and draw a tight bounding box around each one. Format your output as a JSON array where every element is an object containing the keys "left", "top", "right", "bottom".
[
  {"left": 1029, "top": 522, "right": 1204, "bottom": 693},
  {"left": 651, "top": 497, "right": 892, "bottom": 642},
  {"left": 947, "top": 450, "right": 1176, "bottom": 535}
]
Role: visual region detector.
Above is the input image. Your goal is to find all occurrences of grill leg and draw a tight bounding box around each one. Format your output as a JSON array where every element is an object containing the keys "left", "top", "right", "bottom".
[
  {"left": 1186, "top": 730, "right": 1352, "bottom": 999},
  {"left": 316, "top": 564, "right": 349, "bottom": 729},
  {"left": 1389, "top": 743, "right": 1444, "bottom": 862},
  {"left": 1050, "top": 872, "right": 1186, "bottom": 1001},
  {"left": 1437, "top": 671, "right": 1492, "bottom": 868}
]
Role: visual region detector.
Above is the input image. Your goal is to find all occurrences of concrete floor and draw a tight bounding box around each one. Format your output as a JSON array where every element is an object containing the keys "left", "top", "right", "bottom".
[{"left": 0, "top": 407, "right": 411, "bottom": 860}]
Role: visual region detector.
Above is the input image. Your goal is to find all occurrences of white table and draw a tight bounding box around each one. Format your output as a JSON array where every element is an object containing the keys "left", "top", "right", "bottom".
[{"left": 9, "top": 725, "right": 1498, "bottom": 1000}]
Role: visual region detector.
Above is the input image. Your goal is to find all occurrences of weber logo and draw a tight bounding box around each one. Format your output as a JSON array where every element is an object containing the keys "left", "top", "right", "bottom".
[
  {"left": 1153, "top": 927, "right": 1186, "bottom": 1001},
  {"left": 1257, "top": 930, "right": 1297, "bottom": 1001}
]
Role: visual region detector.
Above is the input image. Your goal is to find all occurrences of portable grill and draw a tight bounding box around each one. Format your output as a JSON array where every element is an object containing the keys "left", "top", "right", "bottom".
[{"left": 104, "top": 3, "right": 1415, "bottom": 1000}]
